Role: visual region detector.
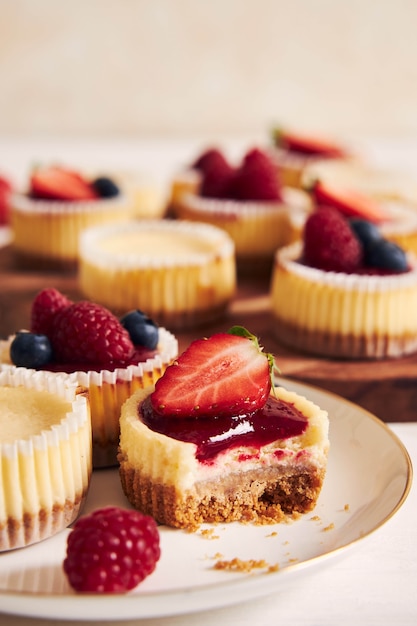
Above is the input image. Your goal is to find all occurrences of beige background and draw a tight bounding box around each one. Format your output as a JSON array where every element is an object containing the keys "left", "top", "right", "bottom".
[{"left": 1, "top": 0, "right": 417, "bottom": 141}]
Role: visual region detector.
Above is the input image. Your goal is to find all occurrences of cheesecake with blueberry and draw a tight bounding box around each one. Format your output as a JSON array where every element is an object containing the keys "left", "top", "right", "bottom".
[
  {"left": 0, "top": 288, "right": 178, "bottom": 467},
  {"left": 118, "top": 327, "right": 329, "bottom": 530},
  {"left": 270, "top": 193, "right": 417, "bottom": 359},
  {"left": 10, "top": 165, "right": 134, "bottom": 270}
]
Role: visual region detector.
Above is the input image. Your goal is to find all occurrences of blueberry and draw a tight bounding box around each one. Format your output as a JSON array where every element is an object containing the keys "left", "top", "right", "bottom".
[
  {"left": 10, "top": 332, "right": 53, "bottom": 368},
  {"left": 366, "top": 239, "right": 409, "bottom": 272},
  {"left": 120, "top": 310, "right": 159, "bottom": 350},
  {"left": 350, "top": 219, "right": 382, "bottom": 249},
  {"left": 91, "top": 176, "right": 120, "bottom": 198}
]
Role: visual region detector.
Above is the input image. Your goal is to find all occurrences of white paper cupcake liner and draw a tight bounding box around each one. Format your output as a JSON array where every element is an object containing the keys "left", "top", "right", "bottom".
[{"left": 0, "top": 367, "right": 92, "bottom": 551}]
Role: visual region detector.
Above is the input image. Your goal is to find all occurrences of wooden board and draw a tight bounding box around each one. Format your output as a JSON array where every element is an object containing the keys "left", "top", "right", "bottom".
[{"left": 1, "top": 244, "right": 416, "bottom": 423}]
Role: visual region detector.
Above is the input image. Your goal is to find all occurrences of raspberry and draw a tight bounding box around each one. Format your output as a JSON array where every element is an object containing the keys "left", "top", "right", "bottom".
[
  {"left": 303, "top": 207, "right": 363, "bottom": 273},
  {"left": 229, "top": 148, "right": 282, "bottom": 201},
  {"left": 63, "top": 507, "right": 161, "bottom": 593},
  {"left": 30, "top": 288, "right": 72, "bottom": 336},
  {"left": 50, "top": 300, "right": 134, "bottom": 365},
  {"left": 192, "top": 147, "right": 227, "bottom": 173},
  {"left": 191, "top": 148, "right": 236, "bottom": 198}
]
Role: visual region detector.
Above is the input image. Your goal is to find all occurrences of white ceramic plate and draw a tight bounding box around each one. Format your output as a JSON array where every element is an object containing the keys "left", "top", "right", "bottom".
[{"left": 0, "top": 379, "right": 412, "bottom": 621}]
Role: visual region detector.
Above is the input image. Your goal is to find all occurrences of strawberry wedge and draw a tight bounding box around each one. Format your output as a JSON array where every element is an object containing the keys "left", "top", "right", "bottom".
[
  {"left": 272, "top": 127, "right": 348, "bottom": 157},
  {"left": 30, "top": 166, "right": 98, "bottom": 201},
  {"left": 311, "top": 180, "right": 388, "bottom": 224},
  {"left": 151, "top": 327, "right": 273, "bottom": 418}
]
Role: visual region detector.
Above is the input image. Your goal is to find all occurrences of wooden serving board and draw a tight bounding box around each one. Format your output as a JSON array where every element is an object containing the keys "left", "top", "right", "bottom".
[{"left": 1, "top": 244, "right": 416, "bottom": 423}]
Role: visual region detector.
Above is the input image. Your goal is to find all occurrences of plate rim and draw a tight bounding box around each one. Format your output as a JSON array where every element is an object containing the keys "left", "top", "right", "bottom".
[{"left": 0, "top": 378, "right": 413, "bottom": 621}]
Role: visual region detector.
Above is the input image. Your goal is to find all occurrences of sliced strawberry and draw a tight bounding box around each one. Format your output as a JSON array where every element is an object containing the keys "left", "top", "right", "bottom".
[
  {"left": 30, "top": 166, "right": 98, "bottom": 201},
  {"left": 151, "top": 327, "right": 272, "bottom": 418},
  {"left": 273, "top": 127, "right": 348, "bottom": 157},
  {"left": 310, "top": 180, "right": 387, "bottom": 223}
]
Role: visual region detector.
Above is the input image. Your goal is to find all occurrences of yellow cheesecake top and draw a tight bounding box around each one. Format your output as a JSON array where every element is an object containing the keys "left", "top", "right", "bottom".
[
  {"left": 95, "top": 230, "right": 220, "bottom": 258},
  {"left": 0, "top": 386, "right": 73, "bottom": 444},
  {"left": 79, "top": 219, "right": 235, "bottom": 268}
]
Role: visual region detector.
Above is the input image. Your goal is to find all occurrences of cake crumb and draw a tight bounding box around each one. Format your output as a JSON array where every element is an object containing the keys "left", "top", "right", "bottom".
[
  {"left": 344, "top": 503, "right": 350, "bottom": 512},
  {"left": 322, "top": 522, "right": 335, "bottom": 532},
  {"left": 266, "top": 531, "right": 278, "bottom": 537},
  {"left": 200, "top": 528, "right": 219, "bottom": 540},
  {"left": 213, "top": 558, "right": 279, "bottom": 573},
  {"left": 310, "top": 515, "right": 321, "bottom": 522}
]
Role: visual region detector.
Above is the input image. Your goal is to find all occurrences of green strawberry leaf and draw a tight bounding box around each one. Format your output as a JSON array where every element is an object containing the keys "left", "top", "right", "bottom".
[{"left": 227, "top": 326, "right": 280, "bottom": 391}]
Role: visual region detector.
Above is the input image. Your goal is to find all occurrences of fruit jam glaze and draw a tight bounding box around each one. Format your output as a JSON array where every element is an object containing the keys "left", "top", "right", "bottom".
[
  {"left": 140, "top": 395, "right": 308, "bottom": 464},
  {"left": 43, "top": 345, "right": 158, "bottom": 374}
]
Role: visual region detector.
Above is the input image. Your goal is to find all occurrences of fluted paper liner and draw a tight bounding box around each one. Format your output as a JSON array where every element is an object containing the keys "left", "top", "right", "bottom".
[{"left": 0, "top": 367, "right": 92, "bottom": 551}]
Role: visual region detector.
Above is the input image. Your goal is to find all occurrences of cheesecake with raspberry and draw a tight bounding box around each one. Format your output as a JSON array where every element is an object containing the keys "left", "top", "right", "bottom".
[
  {"left": 270, "top": 202, "right": 417, "bottom": 359},
  {"left": 0, "top": 288, "right": 178, "bottom": 468},
  {"left": 118, "top": 327, "right": 329, "bottom": 530},
  {"left": 171, "top": 147, "right": 311, "bottom": 273}
]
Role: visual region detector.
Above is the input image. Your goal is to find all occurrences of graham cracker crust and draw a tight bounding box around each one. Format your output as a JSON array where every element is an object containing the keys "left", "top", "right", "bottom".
[{"left": 119, "top": 456, "right": 325, "bottom": 531}]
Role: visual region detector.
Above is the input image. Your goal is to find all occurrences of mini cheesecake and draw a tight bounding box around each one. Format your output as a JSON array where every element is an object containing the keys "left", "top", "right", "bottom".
[
  {"left": 118, "top": 328, "right": 329, "bottom": 530},
  {"left": 79, "top": 219, "right": 236, "bottom": 328},
  {"left": 0, "top": 367, "right": 92, "bottom": 551}
]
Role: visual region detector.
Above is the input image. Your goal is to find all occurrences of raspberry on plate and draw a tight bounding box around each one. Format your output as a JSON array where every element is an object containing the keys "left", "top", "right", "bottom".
[
  {"left": 63, "top": 507, "right": 161, "bottom": 593},
  {"left": 303, "top": 206, "right": 363, "bottom": 273}
]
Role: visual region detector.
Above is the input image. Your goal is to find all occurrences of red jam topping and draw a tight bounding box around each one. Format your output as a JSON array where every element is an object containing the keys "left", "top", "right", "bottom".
[
  {"left": 141, "top": 395, "right": 308, "bottom": 463},
  {"left": 43, "top": 346, "right": 158, "bottom": 374}
]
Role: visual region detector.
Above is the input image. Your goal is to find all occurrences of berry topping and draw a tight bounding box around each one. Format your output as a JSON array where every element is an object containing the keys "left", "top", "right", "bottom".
[
  {"left": 151, "top": 326, "right": 274, "bottom": 419},
  {"left": 229, "top": 148, "right": 282, "bottom": 201},
  {"left": 63, "top": 507, "right": 161, "bottom": 593},
  {"left": 30, "top": 288, "right": 72, "bottom": 336},
  {"left": 365, "top": 239, "right": 409, "bottom": 273},
  {"left": 349, "top": 218, "right": 382, "bottom": 249},
  {"left": 303, "top": 207, "right": 363, "bottom": 273},
  {"left": 120, "top": 310, "right": 159, "bottom": 350},
  {"left": 309, "top": 180, "right": 387, "bottom": 223},
  {"left": 91, "top": 176, "right": 120, "bottom": 198},
  {"left": 10, "top": 331, "right": 53, "bottom": 368},
  {"left": 0, "top": 175, "right": 13, "bottom": 225},
  {"left": 200, "top": 151, "right": 235, "bottom": 198},
  {"left": 272, "top": 127, "right": 348, "bottom": 157},
  {"left": 50, "top": 301, "right": 134, "bottom": 365},
  {"left": 192, "top": 147, "right": 228, "bottom": 173},
  {"left": 30, "top": 166, "right": 98, "bottom": 201}
]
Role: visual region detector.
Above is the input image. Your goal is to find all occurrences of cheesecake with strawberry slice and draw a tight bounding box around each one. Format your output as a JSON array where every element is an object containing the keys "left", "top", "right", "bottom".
[
  {"left": 118, "top": 327, "right": 329, "bottom": 530},
  {"left": 270, "top": 126, "right": 354, "bottom": 189},
  {"left": 10, "top": 165, "right": 133, "bottom": 270}
]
